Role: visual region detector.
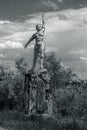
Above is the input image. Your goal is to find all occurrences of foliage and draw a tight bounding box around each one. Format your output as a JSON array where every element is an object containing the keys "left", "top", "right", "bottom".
[
  {"left": 15, "top": 58, "right": 28, "bottom": 75},
  {"left": 44, "top": 53, "right": 87, "bottom": 126},
  {"left": 0, "top": 58, "right": 27, "bottom": 110},
  {"left": 0, "top": 53, "right": 87, "bottom": 129}
]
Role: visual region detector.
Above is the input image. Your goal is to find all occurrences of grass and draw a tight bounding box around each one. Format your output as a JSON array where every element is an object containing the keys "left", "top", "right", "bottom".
[
  {"left": 0, "top": 111, "right": 58, "bottom": 130},
  {"left": 0, "top": 111, "right": 87, "bottom": 130}
]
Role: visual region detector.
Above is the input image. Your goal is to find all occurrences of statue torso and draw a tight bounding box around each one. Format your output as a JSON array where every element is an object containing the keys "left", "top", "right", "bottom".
[{"left": 34, "top": 30, "right": 44, "bottom": 44}]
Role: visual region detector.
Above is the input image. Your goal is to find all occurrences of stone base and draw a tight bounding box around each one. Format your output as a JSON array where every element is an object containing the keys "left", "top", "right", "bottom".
[{"left": 24, "top": 69, "right": 52, "bottom": 115}]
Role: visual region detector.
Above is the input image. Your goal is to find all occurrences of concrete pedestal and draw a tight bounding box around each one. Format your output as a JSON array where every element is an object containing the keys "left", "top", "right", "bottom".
[{"left": 24, "top": 69, "right": 52, "bottom": 115}]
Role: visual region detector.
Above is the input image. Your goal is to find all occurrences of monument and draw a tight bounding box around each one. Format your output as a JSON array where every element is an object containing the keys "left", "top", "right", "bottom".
[
  {"left": 24, "top": 13, "right": 45, "bottom": 71},
  {"left": 24, "top": 14, "right": 52, "bottom": 116}
]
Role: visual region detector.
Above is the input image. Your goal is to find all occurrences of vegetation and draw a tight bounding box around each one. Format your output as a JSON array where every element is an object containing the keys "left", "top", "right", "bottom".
[{"left": 0, "top": 53, "right": 87, "bottom": 130}]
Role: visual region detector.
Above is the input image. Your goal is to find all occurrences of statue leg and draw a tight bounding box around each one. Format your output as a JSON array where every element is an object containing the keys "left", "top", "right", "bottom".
[
  {"left": 40, "top": 57, "right": 44, "bottom": 69},
  {"left": 39, "top": 43, "right": 45, "bottom": 69},
  {"left": 31, "top": 45, "right": 39, "bottom": 71}
]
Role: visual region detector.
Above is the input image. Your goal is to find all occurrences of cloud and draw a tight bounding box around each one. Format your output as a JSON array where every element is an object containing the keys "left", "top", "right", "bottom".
[
  {"left": 69, "top": 49, "right": 87, "bottom": 55},
  {"left": 40, "top": 0, "right": 59, "bottom": 10},
  {"left": 0, "top": 20, "right": 11, "bottom": 24},
  {"left": 57, "top": 0, "right": 63, "bottom": 4},
  {"left": 45, "top": 46, "right": 58, "bottom": 53},
  {"left": 0, "top": 53, "right": 4, "bottom": 58},
  {"left": 80, "top": 57, "right": 87, "bottom": 61},
  {"left": 0, "top": 41, "right": 23, "bottom": 48}
]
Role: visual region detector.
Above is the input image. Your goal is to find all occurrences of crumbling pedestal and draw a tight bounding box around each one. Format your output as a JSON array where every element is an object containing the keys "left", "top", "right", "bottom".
[{"left": 24, "top": 69, "right": 52, "bottom": 116}]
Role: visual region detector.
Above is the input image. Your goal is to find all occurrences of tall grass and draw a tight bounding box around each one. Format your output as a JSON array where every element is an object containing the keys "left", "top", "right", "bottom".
[{"left": 0, "top": 111, "right": 87, "bottom": 130}]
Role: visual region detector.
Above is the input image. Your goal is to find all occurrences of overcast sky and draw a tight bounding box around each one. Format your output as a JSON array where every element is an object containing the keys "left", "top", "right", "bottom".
[
  {"left": 0, "top": 0, "right": 87, "bottom": 79},
  {"left": 0, "top": 0, "right": 87, "bottom": 19}
]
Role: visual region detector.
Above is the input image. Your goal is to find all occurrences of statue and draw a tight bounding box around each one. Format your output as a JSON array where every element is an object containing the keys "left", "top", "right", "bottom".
[
  {"left": 24, "top": 13, "right": 45, "bottom": 71},
  {"left": 23, "top": 14, "right": 52, "bottom": 115}
]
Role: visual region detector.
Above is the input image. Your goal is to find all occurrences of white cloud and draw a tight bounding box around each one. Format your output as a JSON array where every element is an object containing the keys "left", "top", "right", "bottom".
[
  {"left": 69, "top": 49, "right": 87, "bottom": 55},
  {"left": 27, "top": 44, "right": 34, "bottom": 49},
  {"left": 0, "top": 41, "right": 23, "bottom": 48},
  {"left": 41, "top": 0, "right": 58, "bottom": 10},
  {"left": 0, "top": 20, "right": 11, "bottom": 24},
  {"left": 45, "top": 46, "right": 58, "bottom": 53},
  {"left": 80, "top": 57, "right": 87, "bottom": 61},
  {"left": 46, "top": 16, "right": 73, "bottom": 33},
  {"left": 57, "top": 0, "right": 63, "bottom": 3},
  {"left": 0, "top": 53, "right": 4, "bottom": 58}
]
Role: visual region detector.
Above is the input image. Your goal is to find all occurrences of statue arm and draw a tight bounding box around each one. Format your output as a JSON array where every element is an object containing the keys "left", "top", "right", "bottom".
[
  {"left": 24, "top": 34, "right": 35, "bottom": 48},
  {"left": 42, "top": 13, "right": 45, "bottom": 32}
]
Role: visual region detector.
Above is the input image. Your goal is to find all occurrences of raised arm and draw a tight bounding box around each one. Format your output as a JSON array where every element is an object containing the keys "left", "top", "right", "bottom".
[
  {"left": 42, "top": 13, "right": 45, "bottom": 32},
  {"left": 24, "top": 34, "right": 35, "bottom": 48}
]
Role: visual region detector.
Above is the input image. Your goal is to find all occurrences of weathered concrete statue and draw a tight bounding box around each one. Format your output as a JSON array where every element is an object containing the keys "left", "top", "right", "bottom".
[
  {"left": 24, "top": 14, "right": 45, "bottom": 71},
  {"left": 24, "top": 14, "right": 52, "bottom": 115}
]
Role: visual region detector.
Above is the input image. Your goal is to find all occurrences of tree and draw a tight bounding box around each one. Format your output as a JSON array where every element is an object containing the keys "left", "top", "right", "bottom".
[
  {"left": 44, "top": 52, "right": 77, "bottom": 116},
  {"left": 15, "top": 58, "right": 28, "bottom": 75}
]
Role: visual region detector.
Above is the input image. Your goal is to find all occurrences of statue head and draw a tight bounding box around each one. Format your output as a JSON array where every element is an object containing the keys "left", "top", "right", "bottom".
[{"left": 36, "top": 24, "right": 42, "bottom": 31}]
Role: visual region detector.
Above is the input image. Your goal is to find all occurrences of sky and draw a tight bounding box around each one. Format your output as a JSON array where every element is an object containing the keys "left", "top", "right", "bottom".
[
  {"left": 0, "top": 0, "right": 87, "bottom": 79},
  {"left": 0, "top": 0, "right": 87, "bottom": 19}
]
